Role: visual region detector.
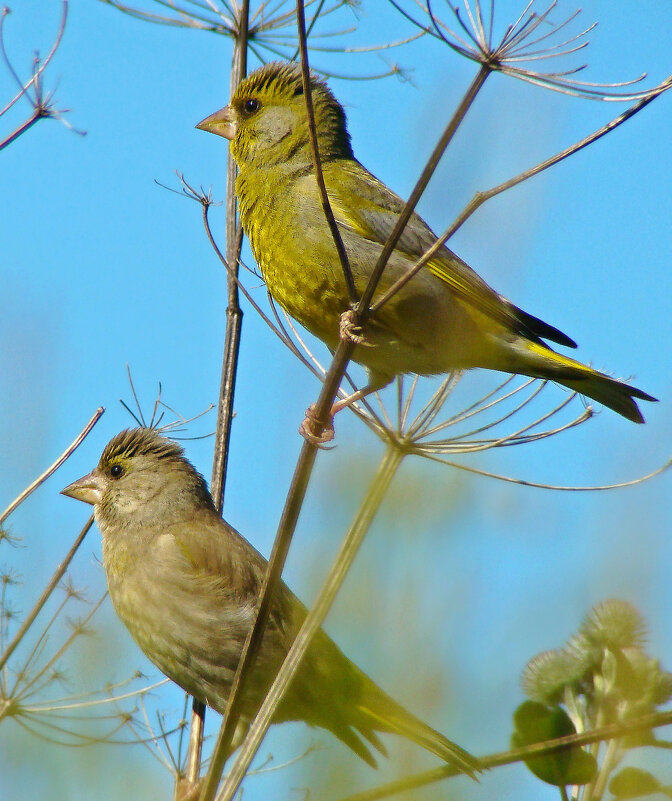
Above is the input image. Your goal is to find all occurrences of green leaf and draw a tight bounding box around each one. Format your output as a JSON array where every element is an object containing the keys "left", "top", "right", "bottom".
[
  {"left": 511, "top": 701, "right": 597, "bottom": 786},
  {"left": 609, "top": 767, "right": 663, "bottom": 798}
]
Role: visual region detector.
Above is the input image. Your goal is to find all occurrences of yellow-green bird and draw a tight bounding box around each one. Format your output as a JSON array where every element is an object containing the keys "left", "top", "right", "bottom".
[
  {"left": 61, "top": 427, "right": 478, "bottom": 774},
  {"left": 197, "top": 61, "right": 655, "bottom": 426}
]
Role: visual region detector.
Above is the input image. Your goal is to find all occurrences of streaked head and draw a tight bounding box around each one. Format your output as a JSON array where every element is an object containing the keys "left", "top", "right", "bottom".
[{"left": 61, "top": 428, "right": 214, "bottom": 528}]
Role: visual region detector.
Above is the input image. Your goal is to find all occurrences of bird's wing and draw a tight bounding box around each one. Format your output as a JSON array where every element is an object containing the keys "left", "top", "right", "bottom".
[
  {"left": 167, "top": 510, "right": 297, "bottom": 638},
  {"left": 321, "top": 160, "right": 576, "bottom": 348}
]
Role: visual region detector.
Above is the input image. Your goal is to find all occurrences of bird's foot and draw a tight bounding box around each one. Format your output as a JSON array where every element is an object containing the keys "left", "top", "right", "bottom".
[
  {"left": 339, "top": 309, "right": 374, "bottom": 347},
  {"left": 299, "top": 404, "right": 336, "bottom": 448}
]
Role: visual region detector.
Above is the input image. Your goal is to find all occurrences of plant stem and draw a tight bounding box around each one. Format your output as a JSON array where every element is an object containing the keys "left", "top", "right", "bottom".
[
  {"left": 185, "top": 6, "right": 250, "bottom": 790},
  {"left": 334, "top": 710, "right": 672, "bottom": 801},
  {"left": 0, "top": 516, "right": 93, "bottom": 673},
  {"left": 586, "top": 736, "right": 621, "bottom": 801},
  {"left": 218, "top": 444, "right": 405, "bottom": 801},
  {"left": 357, "top": 64, "right": 490, "bottom": 317},
  {"left": 209, "top": 7, "right": 249, "bottom": 516},
  {"left": 0, "top": 408, "right": 104, "bottom": 525},
  {"left": 198, "top": 436, "right": 320, "bottom": 801}
]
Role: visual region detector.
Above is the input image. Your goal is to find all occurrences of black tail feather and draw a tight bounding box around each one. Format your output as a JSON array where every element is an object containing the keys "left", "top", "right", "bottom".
[{"left": 513, "top": 304, "right": 578, "bottom": 349}]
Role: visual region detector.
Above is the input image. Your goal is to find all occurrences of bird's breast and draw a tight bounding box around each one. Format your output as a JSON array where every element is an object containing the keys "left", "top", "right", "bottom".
[{"left": 237, "top": 170, "right": 351, "bottom": 347}]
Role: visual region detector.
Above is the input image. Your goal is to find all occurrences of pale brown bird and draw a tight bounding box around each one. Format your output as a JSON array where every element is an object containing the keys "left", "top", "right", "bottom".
[{"left": 62, "top": 427, "right": 478, "bottom": 773}]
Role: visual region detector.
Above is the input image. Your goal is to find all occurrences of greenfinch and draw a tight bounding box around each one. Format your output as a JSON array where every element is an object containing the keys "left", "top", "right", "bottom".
[
  {"left": 197, "top": 61, "right": 655, "bottom": 425},
  {"left": 61, "top": 427, "right": 477, "bottom": 773}
]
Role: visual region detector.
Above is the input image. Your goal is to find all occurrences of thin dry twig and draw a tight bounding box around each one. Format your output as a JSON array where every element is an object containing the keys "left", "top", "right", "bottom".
[
  {"left": 98, "top": 0, "right": 414, "bottom": 76},
  {"left": 5, "top": 668, "right": 177, "bottom": 749},
  {"left": 0, "top": 515, "right": 94, "bottom": 674},
  {"left": 208, "top": 16, "right": 249, "bottom": 514},
  {"left": 0, "top": 1, "right": 66, "bottom": 113},
  {"left": 187, "top": 3, "right": 251, "bottom": 791},
  {"left": 390, "top": 0, "right": 662, "bottom": 100},
  {"left": 355, "top": 63, "right": 489, "bottom": 326},
  {"left": 0, "top": 408, "right": 104, "bottom": 526},
  {"left": 0, "top": 0, "right": 84, "bottom": 150},
  {"left": 175, "top": 176, "right": 323, "bottom": 377},
  {"left": 369, "top": 73, "right": 672, "bottom": 314},
  {"left": 296, "top": 38, "right": 357, "bottom": 303}
]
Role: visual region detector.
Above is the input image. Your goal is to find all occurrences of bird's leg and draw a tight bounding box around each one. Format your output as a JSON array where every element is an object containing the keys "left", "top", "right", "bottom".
[
  {"left": 174, "top": 719, "right": 248, "bottom": 800},
  {"left": 299, "top": 373, "right": 391, "bottom": 445},
  {"left": 339, "top": 308, "right": 376, "bottom": 347},
  {"left": 330, "top": 378, "right": 387, "bottom": 415}
]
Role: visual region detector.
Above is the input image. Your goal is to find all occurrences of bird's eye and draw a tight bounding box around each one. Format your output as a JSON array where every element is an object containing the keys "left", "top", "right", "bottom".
[
  {"left": 242, "top": 98, "right": 260, "bottom": 115},
  {"left": 110, "top": 463, "right": 124, "bottom": 479}
]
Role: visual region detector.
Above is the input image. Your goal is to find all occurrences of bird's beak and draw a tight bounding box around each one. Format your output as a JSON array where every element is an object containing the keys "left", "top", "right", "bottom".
[
  {"left": 61, "top": 471, "right": 105, "bottom": 506},
  {"left": 196, "top": 105, "right": 237, "bottom": 140}
]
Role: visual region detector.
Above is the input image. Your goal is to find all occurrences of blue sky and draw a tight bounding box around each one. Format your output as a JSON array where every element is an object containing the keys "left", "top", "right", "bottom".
[{"left": 1, "top": 1, "right": 671, "bottom": 799}]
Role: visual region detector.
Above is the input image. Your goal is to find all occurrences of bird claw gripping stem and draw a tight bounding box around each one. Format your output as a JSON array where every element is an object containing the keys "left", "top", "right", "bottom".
[
  {"left": 299, "top": 403, "right": 336, "bottom": 448},
  {"left": 339, "top": 309, "right": 375, "bottom": 347}
]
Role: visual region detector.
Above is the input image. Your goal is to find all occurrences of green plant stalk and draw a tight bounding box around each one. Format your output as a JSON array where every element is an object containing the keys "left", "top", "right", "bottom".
[
  {"left": 586, "top": 736, "right": 621, "bottom": 801},
  {"left": 201, "top": 346, "right": 370, "bottom": 800},
  {"left": 334, "top": 709, "right": 672, "bottom": 801},
  {"left": 582, "top": 701, "right": 608, "bottom": 801},
  {"left": 217, "top": 444, "right": 406, "bottom": 801}
]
